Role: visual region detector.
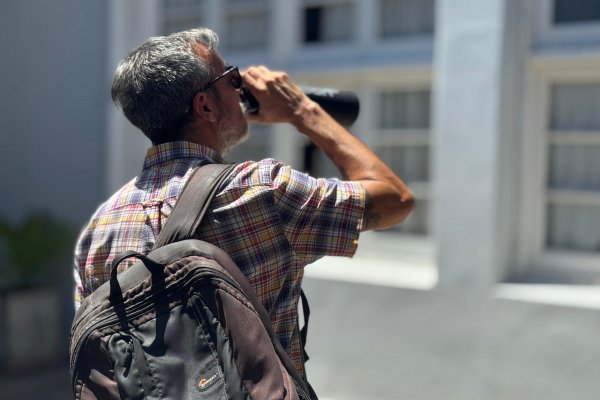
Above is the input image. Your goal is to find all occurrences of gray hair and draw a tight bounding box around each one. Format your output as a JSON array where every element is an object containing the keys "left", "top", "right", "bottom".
[{"left": 111, "top": 28, "right": 219, "bottom": 144}]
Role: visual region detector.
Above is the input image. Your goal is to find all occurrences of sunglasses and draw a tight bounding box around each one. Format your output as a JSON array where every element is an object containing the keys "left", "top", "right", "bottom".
[
  {"left": 203, "top": 65, "right": 242, "bottom": 91},
  {"left": 186, "top": 66, "right": 243, "bottom": 115}
]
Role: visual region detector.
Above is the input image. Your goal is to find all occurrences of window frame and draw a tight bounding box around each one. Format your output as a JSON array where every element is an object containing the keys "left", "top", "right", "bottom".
[
  {"left": 377, "top": 0, "right": 436, "bottom": 41},
  {"left": 161, "top": 0, "right": 207, "bottom": 35},
  {"left": 534, "top": 0, "right": 600, "bottom": 49},
  {"left": 373, "top": 83, "right": 432, "bottom": 237},
  {"left": 356, "top": 69, "right": 433, "bottom": 239},
  {"left": 222, "top": 0, "right": 270, "bottom": 51},
  {"left": 519, "top": 56, "right": 600, "bottom": 281},
  {"left": 300, "top": 0, "right": 357, "bottom": 47}
]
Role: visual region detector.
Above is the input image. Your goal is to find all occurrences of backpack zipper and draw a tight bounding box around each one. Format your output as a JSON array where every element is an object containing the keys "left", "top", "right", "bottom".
[{"left": 70, "top": 267, "right": 239, "bottom": 388}]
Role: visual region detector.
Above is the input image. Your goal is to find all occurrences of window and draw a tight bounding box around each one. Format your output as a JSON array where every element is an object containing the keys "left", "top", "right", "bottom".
[
  {"left": 553, "top": 0, "right": 600, "bottom": 24},
  {"left": 534, "top": 0, "right": 600, "bottom": 48},
  {"left": 224, "top": 0, "right": 269, "bottom": 50},
  {"left": 162, "top": 0, "right": 205, "bottom": 35},
  {"left": 546, "top": 83, "right": 600, "bottom": 253},
  {"left": 303, "top": 1, "right": 354, "bottom": 44},
  {"left": 379, "top": 0, "right": 435, "bottom": 39},
  {"left": 375, "top": 89, "right": 432, "bottom": 235}
]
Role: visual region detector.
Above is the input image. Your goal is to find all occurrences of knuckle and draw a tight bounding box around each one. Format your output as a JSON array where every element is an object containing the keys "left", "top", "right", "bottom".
[{"left": 273, "top": 71, "right": 288, "bottom": 83}]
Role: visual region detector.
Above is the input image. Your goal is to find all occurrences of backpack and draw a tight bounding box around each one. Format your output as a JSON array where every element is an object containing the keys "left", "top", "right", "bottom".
[{"left": 69, "top": 164, "right": 316, "bottom": 400}]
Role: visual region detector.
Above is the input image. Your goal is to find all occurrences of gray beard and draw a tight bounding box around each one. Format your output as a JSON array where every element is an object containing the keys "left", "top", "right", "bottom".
[
  {"left": 217, "top": 100, "right": 250, "bottom": 155},
  {"left": 218, "top": 120, "right": 249, "bottom": 155},
  {"left": 220, "top": 129, "right": 248, "bottom": 155}
]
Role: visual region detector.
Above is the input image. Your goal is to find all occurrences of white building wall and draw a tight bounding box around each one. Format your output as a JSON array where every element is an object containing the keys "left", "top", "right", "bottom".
[
  {"left": 0, "top": 0, "right": 114, "bottom": 367},
  {"left": 106, "top": 0, "right": 600, "bottom": 286},
  {"left": 0, "top": 0, "right": 110, "bottom": 226}
]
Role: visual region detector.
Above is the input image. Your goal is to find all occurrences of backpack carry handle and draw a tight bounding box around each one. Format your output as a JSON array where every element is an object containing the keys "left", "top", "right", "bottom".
[
  {"left": 110, "top": 250, "right": 164, "bottom": 280},
  {"left": 109, "top": 251, "right": 165, "bottom": 300}
]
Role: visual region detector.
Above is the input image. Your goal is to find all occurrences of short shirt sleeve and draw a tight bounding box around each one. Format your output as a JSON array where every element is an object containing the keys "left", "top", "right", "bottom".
[{"left": 269, "top": 161, "right": 366, "bottom": 265}]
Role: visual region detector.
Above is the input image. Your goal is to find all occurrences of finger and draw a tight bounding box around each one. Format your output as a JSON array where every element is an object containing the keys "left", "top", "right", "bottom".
[
  {"left": 241, "top": 69, "right": 258, "bottom": 87},
  {"left": 242, "top": 69, "right": 267, "bottom": 93},
  {"left": 245, "top": 65, "right": 270, "bottom": 79}
]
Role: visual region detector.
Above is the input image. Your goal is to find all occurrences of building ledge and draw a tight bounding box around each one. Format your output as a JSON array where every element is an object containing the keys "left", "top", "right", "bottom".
[{"left": 495, "top": 283, "right": 600, "bottom": 310}]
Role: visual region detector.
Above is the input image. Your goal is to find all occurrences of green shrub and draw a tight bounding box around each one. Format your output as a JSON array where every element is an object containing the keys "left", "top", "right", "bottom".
[{"left": 0, "top": 213, "right": 75, "bottom": 287}]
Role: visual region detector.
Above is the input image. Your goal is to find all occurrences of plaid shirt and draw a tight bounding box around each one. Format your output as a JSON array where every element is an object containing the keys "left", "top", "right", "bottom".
[{"left": 74, "top": 141, "right": 365, "bottom": 374}]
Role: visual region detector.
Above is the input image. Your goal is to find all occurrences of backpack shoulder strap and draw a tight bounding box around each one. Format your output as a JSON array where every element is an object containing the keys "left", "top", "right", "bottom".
[
  {"left": 153, "top": 163, "right": 237, "bottom": 249},
  {"left": 152, "top": 161, "right": 315, "bottom": 391}
]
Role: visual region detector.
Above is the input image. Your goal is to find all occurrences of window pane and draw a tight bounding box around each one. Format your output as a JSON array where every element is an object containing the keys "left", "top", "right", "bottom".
[
  {"left": 162, "top": 0, "right": 204, "bottom": 34},
  {"left": 321, "top": 4, "right": 352, "bottom": 42},
  {"left": 304, "top": 3, "right": 353, "bottom": 43},
  {"left": 391, "top": 199, "right": 430, "bottom": 235},
  {"left": 380, "top": 90, "right": 431, "bottom": 129},
  {"left": 548, "top": 84, "right": 600, "bottom": 190},
  {"left": 380, "top": 0, "right": 435, "bottom": 38},
  {"left": 304, "top": 8, "right": 321, "bottom": 42},
  {"left": 228, "top": 0, "right": 266, "bottom": 3},
  {"left": 548, "top": 145, "right": 600, "bottom": 191},
  {"left": 546, "top": 82, "right": 600, "bottom": 253},
  {"left": 164, "top": 16, "right": 204, "bottom": 35},
  {"left": 550, "top": 83, "right": 600, "bottom": 131},
  {"left": 307, "top": 143, "right": 340, "bottom": 178},
  {"left": 553, "top": 0, "right": 600, "bottom": 24},
  {"left": 547, "top": 204, "right": 600, "bottom": 252},
  {"left": 374, "top": 145, "right": 429, "bottom": 183},
  {"left": 227, "top": 11, "right": 268, "bottom": 49},
  {"left": 165, "top": 0, "right": 204, "bottom": 6}
]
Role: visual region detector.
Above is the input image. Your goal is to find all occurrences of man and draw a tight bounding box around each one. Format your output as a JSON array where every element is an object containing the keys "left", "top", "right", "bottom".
[{"left": 74, "top": 27, "right": 414, "bottom": 377}]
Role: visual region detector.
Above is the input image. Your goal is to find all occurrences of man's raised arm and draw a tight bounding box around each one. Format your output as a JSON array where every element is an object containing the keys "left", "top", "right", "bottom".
[{"left": 242, "top": 66, "right": 415, "bottom": 231}]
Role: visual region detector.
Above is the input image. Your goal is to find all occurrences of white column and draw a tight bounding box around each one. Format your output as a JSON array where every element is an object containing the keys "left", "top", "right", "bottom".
[
  {"left": 356, "top": 0, "right": 376, "bottom": 48},
  {"left": 432, "top": 0, "right": 530, "bottom": 289},
  {"left": 270, "top": 0, "right": 298, "bottom": 68},
  {"left": 205, "top": 0, "right": 224, "bottom": 42},
  {"left": 270, "top": 0, "right": 305, "bottom": 168},
  {"left": 106, "top": 0, "right": 161, "bottom": 194}
]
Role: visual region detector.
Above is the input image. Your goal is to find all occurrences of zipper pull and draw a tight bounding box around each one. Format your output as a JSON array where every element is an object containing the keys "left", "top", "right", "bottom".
[{"left": 120, "top": 336, "right": 134, "bottom": 375}]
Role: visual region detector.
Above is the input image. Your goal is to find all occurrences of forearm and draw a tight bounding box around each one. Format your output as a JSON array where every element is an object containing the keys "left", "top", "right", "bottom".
[
  {"left": 292, "top": 100, "right": 414, "bottom": 230},
  {"left": 241, "top": 65, "right": 414, "bottom": 230}
]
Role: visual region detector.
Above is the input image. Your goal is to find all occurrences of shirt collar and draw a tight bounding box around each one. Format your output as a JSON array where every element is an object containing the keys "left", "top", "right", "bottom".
[{"left": 142, "top": 141, "right": 224, "bottom": 170}]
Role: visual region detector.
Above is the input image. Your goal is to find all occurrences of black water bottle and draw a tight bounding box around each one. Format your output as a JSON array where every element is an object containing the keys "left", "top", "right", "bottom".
[{"left": 240, "top": 86, "right": 360, "bottom": 128}]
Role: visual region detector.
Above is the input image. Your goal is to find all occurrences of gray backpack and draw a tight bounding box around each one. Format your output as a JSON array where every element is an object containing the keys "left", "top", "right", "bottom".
[{"left": 69, "top": 164, "right": 315, "bottom": 399}]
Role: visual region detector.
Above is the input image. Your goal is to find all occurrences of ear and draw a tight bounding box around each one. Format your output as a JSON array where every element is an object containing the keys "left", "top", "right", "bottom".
[{"left": 191, "top": 92, "right": 219, "bottom": 123}]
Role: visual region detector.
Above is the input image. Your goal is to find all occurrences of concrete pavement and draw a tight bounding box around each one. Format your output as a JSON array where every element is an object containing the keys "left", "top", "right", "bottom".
[{"left": 302, "top": 275, "right": 600, "bottom": 400}]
